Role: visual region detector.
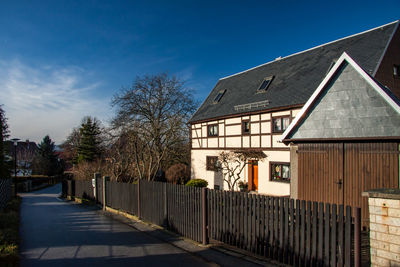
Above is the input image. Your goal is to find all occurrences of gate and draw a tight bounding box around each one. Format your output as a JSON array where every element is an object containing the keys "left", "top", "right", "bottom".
[{"left": 298, "top": 142, "right": 399, "bottom": 227}]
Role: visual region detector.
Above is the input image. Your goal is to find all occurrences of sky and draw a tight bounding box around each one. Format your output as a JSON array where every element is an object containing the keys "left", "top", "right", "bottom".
[{"left": 0, "top": 0, "right": 399, "bottom": 144}]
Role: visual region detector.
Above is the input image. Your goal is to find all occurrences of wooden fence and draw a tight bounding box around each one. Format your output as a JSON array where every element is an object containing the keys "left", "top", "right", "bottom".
[
  {"left": 208, "top": 190, "right": 361, "bottom": 266},
  {"left": 62, "top": 179, "right": 361, "bottom": 266}
]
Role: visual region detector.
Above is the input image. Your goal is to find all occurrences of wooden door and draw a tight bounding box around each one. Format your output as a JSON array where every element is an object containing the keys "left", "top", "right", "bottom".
[
  {"left": 298, "top": 143, "right": 344, "bottom": 204},
  {"left": 248, "top": 161, "right": 258, "bottom": 191},
  {"left": 253, "top": 163, "right": 258, "bottom": 190},
  {"left": 343, "top": 142, "right": 399, "bottom": 226}
]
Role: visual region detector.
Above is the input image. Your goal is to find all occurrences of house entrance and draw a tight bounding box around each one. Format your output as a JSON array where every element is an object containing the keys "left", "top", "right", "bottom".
[
  {"left": 297, "top": 142, "right": 399, "bottom": 227},
  {"left": 248, "top": 161, "right": 258, "bottom": 191}
]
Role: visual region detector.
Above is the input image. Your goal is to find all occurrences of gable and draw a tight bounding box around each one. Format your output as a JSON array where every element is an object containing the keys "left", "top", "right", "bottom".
[
  {"left": 189, "top": 21, "right": 398, "bottom": 123},
  {"left": 285, "top": 57, "right": 400, "bottom": 140}
]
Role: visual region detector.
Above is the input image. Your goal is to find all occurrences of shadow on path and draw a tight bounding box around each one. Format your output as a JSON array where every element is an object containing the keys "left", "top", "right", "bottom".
[{"left": 19, "top": 184, "right": 213, "bottom": 267}]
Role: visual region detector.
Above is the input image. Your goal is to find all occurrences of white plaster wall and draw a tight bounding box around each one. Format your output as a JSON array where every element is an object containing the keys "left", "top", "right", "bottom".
[
  {"left": 226, "top": 117, "right": 241, "bottom": 124},
  {"left": 291, "top": 108, "right": 302, "bottom": 118},
  {"left": 219, "top": 124, "right": 225, "bottom": 136},
  {"left": 251, "top": 115, "right": 260, "bottom": 121},
  {"left": 201, "top": 138, "right": 206, "bottom": 147},
  {"left": 226, "top": 137, "right": 241, "bottom": 147},
  {"left": 243, "top": 136, "right": 250, "bottom": 148},
  {"left": 261, "top": 135, "right": 271, "bottom": 147},
  {"left": 191, "top": 149, "right": 291, "bottom": 196},
  {"left": 261, "top": 113, "right": 271, "bottom": 120},
  {"left": 192, "top": 139, "right": 200, "bottom": 148},
  {"left": 191, "top": 149, "right": 223, "bottom": 189},
  {"left": 257, "top": 150, "right": 291, "bottom": 196},
  {"left": 225, "top": 125, "right": 241, "bottom": 135},
  {"left": 202, "top": 126, "right": 207, "bottom": 137},
  {"left": 251, "top": 136, "right": 260, "bottom": 148},
  {"left": 251, "top": 123, "right": 260, "bottom": 134},
  {"left": 272, "top": 110, "right": 291, "bottom": 117},
  {"left": 208, "top": 138, "right": 218, "bottom": 148},
  {"left": 272, "top": 135, "right": 287, "bottom": 148},
  {"left": 261, "top": 122, "right": 271, "bottom": 134},
  {"left": 219, "top": 138, "right": 224, "bottom": 148}
]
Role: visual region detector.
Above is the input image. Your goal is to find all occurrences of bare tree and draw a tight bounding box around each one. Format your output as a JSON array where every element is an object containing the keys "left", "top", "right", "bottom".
[
  {"left": 217, "top": 150, "right": 267, "bottom": 191},
  {"left": 103, "top": 130, "right": 139, "bottom": 182},
  {"left": 60, "top": 127, "right": 81, "bottom": 165},
  {"left": 111, "top": 73, "right": 197, "bottom": 181},
  {"left": 16, "top": 141, "right": 37, "bottom": 176}
]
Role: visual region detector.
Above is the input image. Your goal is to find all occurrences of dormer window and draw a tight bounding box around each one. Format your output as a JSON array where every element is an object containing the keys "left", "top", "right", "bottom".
[
  {"left": 257, "top": 76, "right": 274, "bottom": 92},
  {"left": 394, "top": 65, "right": 400, "bottom": 77},
  {"left": 213, "top": 89, "right": 226, "bottom": 103}
]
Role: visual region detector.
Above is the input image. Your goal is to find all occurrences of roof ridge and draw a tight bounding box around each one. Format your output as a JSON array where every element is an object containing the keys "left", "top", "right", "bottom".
[{"left": 220, "top": 20, "right": 399, "bottom": 81}]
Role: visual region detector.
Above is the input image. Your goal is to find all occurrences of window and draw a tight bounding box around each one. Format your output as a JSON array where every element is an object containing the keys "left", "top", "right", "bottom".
[
  {"left": 206, "top": 156, "right": 218, "bottom": 171},
  {"left": 214, "top": 185, "right": 220, "bottom": 190},
  {"left": 242, "top": 120, "right": 250, "bottom": 135},
  {"left": 257, "top": 76, "right": 274, "bottom": 92},
  {"left": 270, "top": 162, "right": 290, "bottom": 182},
  {"left": 272, "top": 116, "right": 290, "bottom": 133},
  {"left": 208, "top": 124, "right": 218, "bottom": 137},
  {"left": 213, "top": 89, "right": 226, "bottom": 103}
]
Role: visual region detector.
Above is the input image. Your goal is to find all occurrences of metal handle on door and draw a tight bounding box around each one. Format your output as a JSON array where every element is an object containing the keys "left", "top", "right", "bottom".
[{"left": 334, "top": 179, "right": 342, "bottom": 189}]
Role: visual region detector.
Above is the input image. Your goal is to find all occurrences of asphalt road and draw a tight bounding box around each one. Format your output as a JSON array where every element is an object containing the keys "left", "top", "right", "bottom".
[{"left": 19, "top": 184, "right": 216, "bottom": 267}]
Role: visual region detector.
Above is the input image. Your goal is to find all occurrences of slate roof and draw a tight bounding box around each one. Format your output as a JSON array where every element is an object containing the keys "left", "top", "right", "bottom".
[
  {"left": 189, "top": 21, "right": 399, "bottom": 123},
  {"left": 282, "top": 53, "right": 400, "bottom": 141}
]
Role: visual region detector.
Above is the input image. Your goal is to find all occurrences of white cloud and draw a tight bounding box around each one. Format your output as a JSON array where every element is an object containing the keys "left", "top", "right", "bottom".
[{"left": 0, "top": 59, "right": 110, "bottom": 144}]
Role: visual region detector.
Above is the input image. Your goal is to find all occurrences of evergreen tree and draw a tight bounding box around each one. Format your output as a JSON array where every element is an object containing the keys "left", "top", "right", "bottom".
[
  {"left": 32, "top": 135, "right": 61, "bottom": 176},
  {"left": 0, "top": 106, "right": 10, "bottom": 178},
  {"left": 77, "top": 116, "right": 102, "bottom": 163}
]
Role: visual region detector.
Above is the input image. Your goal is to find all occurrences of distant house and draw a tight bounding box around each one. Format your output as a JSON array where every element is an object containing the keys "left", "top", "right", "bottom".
[
  {"left": 281, "top": 52, "right": 400, "bottom": 227},
  {"left": 189, "top": 20, "right": 400, "bottom": 196},
  {"left": 5, "top": 140, "right": 38, "bottom": 176}
]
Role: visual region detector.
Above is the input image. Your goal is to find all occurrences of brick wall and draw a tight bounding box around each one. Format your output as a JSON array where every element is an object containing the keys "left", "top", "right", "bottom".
[{"left": 366, "top": 189, "right": 400, "bottom": 266}]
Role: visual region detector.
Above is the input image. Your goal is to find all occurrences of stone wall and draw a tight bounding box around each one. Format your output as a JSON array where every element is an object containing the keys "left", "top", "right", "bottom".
[{"left": 364, "top": 189, "right": 400, "bottom": 266}]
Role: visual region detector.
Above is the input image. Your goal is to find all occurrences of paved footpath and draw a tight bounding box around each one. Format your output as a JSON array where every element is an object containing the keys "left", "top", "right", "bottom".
[{"left": 19, "top": 184, "right": 266, "bottom": 267}]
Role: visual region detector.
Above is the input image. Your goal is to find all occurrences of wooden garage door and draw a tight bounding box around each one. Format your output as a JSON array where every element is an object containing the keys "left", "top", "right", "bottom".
[
  {"left": 298, "top": 143, "right": 344, "bottom": 204},
  {"left": 298, "top": 142, "right": 399, "bottom": 227},
  {"left": 344, "top": 143, "right": 399, "bottom": 226}
]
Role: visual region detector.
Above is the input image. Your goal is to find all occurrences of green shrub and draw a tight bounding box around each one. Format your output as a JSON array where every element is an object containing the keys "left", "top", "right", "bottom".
[
  {"left": 0, "top": 197, "right": 20, "bottom": 267},
  {"left": 185, "top": 179, "right": 208, "bottom": 188}
]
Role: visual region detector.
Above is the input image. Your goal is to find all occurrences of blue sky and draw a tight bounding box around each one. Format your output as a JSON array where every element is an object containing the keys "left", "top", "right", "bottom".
[{"left": 0, "top": 0, "right": 399, "bottom": 143}]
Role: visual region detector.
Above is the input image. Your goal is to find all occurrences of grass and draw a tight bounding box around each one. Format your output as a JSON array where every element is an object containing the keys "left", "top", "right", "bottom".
[{"left": 0, "top": 197, "right": 21, "bottom": 267}]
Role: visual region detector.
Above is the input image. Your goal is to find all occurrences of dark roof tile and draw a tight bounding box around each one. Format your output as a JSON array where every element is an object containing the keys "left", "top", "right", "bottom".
[{"left": 190, "top": 21, "right": 398, "bottom": 123}]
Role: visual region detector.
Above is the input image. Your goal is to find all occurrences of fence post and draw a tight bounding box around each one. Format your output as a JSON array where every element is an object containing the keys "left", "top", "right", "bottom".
[
  {"left": 354, "top": 207, "right": 361, "bottom": 267},
  {"left": 202, "top": 187, "right": 209, "bottom": 245},
  {"left": 94, "top": 173, "right": 100, "bottom": 203},
  {"left": 137, "top": 179, "right": 141, "bottom": 219},
  {"left": 102, "top": 176, "right": 109, "bottom": 211}
]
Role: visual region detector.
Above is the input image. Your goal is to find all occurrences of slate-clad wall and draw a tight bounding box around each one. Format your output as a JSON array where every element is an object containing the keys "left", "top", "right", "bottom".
[{"left": 291, "top": 62, "right": 400, "bottom": 139}]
